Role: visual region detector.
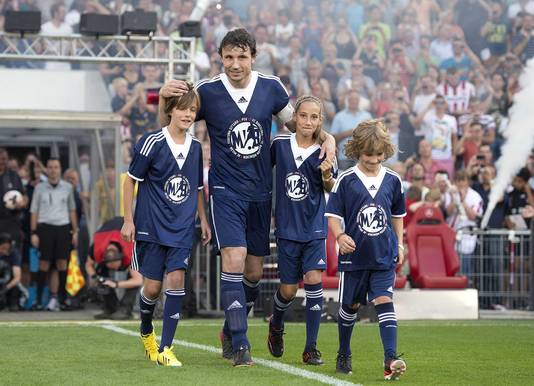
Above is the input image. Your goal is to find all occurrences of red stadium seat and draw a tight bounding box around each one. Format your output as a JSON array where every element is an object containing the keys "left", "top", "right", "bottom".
[{"left": 406, "top": 206, "right": 468, "bottom": 288}]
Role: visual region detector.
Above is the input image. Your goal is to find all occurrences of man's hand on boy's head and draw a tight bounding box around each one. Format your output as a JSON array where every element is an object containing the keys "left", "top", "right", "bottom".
[{"left": 160, "top": 79, "right": 190, "bottom": 98}]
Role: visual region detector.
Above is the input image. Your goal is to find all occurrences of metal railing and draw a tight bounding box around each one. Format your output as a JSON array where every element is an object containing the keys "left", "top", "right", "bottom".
[{"left": 457, "top": 229, "right": 533, "bottom": 310}]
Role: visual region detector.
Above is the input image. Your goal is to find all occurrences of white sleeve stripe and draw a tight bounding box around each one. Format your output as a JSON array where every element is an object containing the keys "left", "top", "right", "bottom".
[
  {"left": 140, "top": 132, "right": 164, "bottom": 155},
  {"left": 197, "top": 186, "right": 204, "bottom": 190},
  {"left": 325, "top": 213, "right": 344, "bottom": 221},
  {"left": 194, "top": 75, "right": 220, "bottom": 90},
  {"left": 258, "top": 73, "right": 289, "bottom": 96},
  {"left": 127, "top": 171, "right": 143, "bottom": 182},
  {"left": 141, "top": 136, "right": 165, "bottom": 157},
  {"left": 331, "top": 169, "right": 354, "bottom": 193},
  {"left": 391, "top": 213, "right": 407, "bottom": 218}
]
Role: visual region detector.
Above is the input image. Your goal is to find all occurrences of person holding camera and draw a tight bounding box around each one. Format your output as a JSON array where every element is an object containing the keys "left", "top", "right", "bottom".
[
  {"left": 86, "top": 240, "right": 142, "bottom": 320},
  {"left": 0, "top": 233, "right": 22, "bottom": 312}
]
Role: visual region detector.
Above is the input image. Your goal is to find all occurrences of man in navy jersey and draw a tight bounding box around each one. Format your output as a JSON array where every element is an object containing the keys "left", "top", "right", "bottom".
[
  {"left": 159, "top": 29, "right": 336, "bottom": 366},
  {"left": 122, "top": 84, "right": 211, "bottom": 367},
  {"left": 325, "top": 119, "right": 407, "bottom": 380}
]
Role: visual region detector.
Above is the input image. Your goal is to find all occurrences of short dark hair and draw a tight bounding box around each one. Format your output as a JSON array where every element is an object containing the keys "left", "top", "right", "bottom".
[
  {"left": 46, "top": 157, "right": 61, "bottom": 166},
  {"left": 0, "top": 233, "right": 12, "bottom": 246},
  {"left": 218, "top": 28, "right": 256, "bottom": 57}
]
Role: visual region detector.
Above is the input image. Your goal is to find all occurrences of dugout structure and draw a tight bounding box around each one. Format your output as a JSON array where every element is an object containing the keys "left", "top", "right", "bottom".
[{"left": 0, "top": 32, "right": 197, "bottom": 235}]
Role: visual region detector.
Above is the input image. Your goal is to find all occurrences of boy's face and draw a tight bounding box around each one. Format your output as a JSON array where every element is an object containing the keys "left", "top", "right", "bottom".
[
  {"left": 359, "top": 151, "right": 385, "bottom": 174},
  {"left": 512, "top": 176, "right": 526, "bottom": 191},
  {"left": 171, "top": 101, "right": 198, "bottom": 131},
  {"left": 221, "top": 45, "right": 255, "bottom": 87},
  {"left": 294, "top": 101, "right": 322, "bottom": 139}
]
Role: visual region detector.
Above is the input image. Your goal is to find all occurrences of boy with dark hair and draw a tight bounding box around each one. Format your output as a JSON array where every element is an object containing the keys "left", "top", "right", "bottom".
[{"left": 121, "top": 83, "right": 211, "bottom": 367}]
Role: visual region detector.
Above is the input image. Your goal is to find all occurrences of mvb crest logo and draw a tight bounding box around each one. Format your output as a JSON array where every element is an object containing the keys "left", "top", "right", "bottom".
[
  {"left": 227, "top": 117, "right": 264, "bottom": 159},
  {"left": 357, "top": 203, "right": 387, "bottom": 236},
  {"left": 285, "top": 172, "right": 309, "bottom": 201},
  {"left": 164, "top": 174, "right": 190, "bottom": 204}
]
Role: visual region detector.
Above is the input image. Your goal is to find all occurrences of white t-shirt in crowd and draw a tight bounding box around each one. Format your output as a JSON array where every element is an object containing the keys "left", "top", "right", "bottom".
[
  {"left": 41, "top": 21, "right": 73, "bottom": 70},
  {"left": 422, "top": 110, "right": 457, "bottom": 160}
]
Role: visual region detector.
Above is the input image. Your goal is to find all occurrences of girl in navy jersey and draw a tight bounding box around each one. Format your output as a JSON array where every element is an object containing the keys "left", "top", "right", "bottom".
[
  {"left": 325, "top": 119, "right": 407, "bottom": 379},
  {"left": 268, "top": 95, "right": 337, "bottom": 365},
  {"left": 121, "top": 82, "right": 211, "bottom": 367}
]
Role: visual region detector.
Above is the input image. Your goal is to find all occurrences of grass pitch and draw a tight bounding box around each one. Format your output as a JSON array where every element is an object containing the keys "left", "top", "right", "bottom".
[{"left": 0, "top": 319, "right": 533, "bottom": 385}]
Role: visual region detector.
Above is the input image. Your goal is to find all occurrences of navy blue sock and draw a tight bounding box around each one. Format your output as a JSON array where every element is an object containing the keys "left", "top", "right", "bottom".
[
  {"left": 271, "top": 288, "right": 293, "bottom": 329},
  {"left": 159, "top": 288, "right": 185, "bottom": 352},
  {"left": 375, "top": 302, "right": 397, "bottom": 361},
  {"left": 139, "top": 288, "right": 157, "bottom": 335},
  {"left": 220, "top": 272, "right": 249, "bottom": 351},
  {"left": 304, "top": 283, "right": 323, "bottom": 352},
  {"left": 223, "top": 277, "right": 260, "bottom": 336},
  {"left": 338, "top": 304, "right": 357, "bottom": 356}
]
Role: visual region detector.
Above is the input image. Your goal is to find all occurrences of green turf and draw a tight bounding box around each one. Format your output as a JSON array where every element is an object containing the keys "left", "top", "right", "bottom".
[{"left": 0, "top": 319, "right": 533, "bottom": 385}]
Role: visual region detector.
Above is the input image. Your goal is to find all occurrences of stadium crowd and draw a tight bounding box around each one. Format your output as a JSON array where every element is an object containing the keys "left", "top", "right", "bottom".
[{"left": 1, "top": 0, "right": 534, "bottom": 313}]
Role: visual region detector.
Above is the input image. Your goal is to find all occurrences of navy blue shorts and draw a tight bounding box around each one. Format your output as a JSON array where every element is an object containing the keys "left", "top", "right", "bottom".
[
  {"left": 338, "top": 269, "right": 395, "bottom": 306},
  {"left": 132, "top": 241, "right": 190, "bottom": 281},
  {"left": 210, "top": 194, "right": 271, "bottom": 257},
  {"left": 277, "top": 238, "right": 326, "bottom": 284}
]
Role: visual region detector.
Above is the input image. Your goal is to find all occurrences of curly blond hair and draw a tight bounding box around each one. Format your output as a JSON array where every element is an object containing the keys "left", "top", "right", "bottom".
[
  {"left": 294, "top": 94, "right": 323, "bottom": 140},
  {"left": 344, "top": 119, "right": 396, "bottom": 160}
]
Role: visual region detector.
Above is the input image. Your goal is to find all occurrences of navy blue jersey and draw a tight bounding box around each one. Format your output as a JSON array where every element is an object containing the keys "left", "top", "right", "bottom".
[
  {"left": 325, "top": 165, "right": 406, "bottom": 271},
  {"left": 128, "top": 129, "right": 203, "bottom": 248},
  {"left": 272, "top": 134, "right": 337, "bottom": 242},
  {"left": 196, "top": 71, "right": 291, "bottom": 202}
]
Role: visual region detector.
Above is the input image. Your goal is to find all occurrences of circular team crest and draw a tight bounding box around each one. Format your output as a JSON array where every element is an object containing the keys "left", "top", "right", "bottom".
[
  {"left": 285, "top": 172, "right": 309, "bottom": 201},
  {"left": 227, "top": 117, "right": 264, "bottom": 159},
  {"left": 164, "top": 174, "right": 190, "bottom": 204},
  {"left": 357, "top": 203, "right": 387, "bottom": 236}
]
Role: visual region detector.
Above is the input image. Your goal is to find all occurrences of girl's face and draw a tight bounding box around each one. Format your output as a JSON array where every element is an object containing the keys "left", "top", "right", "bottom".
[
  {"left": 171, "top": 101, "right": 198, "bottom": 131},
  {"left": 295, "top": 101, "right": 322, "bottom": 139},
  {"left": 359, "top": 150, "right": 385, "bottom": 174}
]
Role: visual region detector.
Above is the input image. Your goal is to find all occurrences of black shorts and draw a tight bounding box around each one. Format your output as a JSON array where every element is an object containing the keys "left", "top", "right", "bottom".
[{"left": 37, "top": 223, "right": 72, "bottom": 262}]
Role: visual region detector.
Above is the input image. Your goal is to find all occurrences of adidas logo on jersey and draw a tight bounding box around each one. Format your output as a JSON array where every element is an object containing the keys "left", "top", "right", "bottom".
[
  {"left": 177, "top": 153, "right": 184, "bottom": 159},
  {"left": 369, "top": 184, "right": 377, "bottom": 190},
  {"left": 184, "top": 257, "right": 189, "bottom": 265},
  {"left": 387, "top": 286, "right": 393, "bottom": 293},
  {"left": 309, "top": 304, "right": 322, "bottom": 311},
  {"left": 317, "top": 259, "right": 326, "bottom": 265},
  {"left": 170, "top": 312, "right": 181, "bottom": 320},
  {"left": 296, "top": 155, "right": 303, "bottom": 161},
  {"left": 227, "top": 300, "right": 243, "bottom": 310},
  {"left": 238, "top": 96, "right": 248, "bottom": 103}
]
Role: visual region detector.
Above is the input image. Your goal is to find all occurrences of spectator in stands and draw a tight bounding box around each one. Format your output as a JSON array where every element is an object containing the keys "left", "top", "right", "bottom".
[
  {"left": 405, "top": 139, "right": 439, "bottom": 187},
  {"left": 445, "top": 170, "right": 483, "bottom": 277},
  {"left": 30, "top": 158, "right": 78, "bottom": 311},
  {"left": 512, "top": 12, "right": 534, "bottom": 63},
  {"left": 472, "top": 165, "right": 505, "bottom": 228},
  {"left": 111, "top": 78, "right": 142, "bottom": 117},
  {"left": 301, "top": 6, "right": 323, "bottom": 60},
  {"left": 436, "top": 67, "right": 475, "bottom": 117},
  {"left": 330, "top": 90, "right": 372, "bottom": 170},
  {"left": 86, "top": 240, "right": 141, "bottom": 320},
  {"left": 416, "top": 94, "right": 458, "bottom": 178},
  {"left": 41, "top": 1, "right": 73, "bottom": 71},
  {"left": 253, "top": 24, "right": 279, "bottom": 75},
  {"left": 481, "top": 1, "right": 508, "bottom": 66},
  {"left": 337, "top": 56, "right": 375, "bottom": 102},
  {"left": 0, "top": 148, "right": 26, "bottom": 249},
  {"left": 323, "top": 15, "right": 358, "bottom": 62},
  {"left": 455, "top": 121, "right": 484, "bottom": 169},
  {"left": 0, "top": 233, "right": 21, "bottom": 312},
  {"left": 298, "top": 58, "right": 331, "bottom": 101},
  {"left": 504, "top": 167, "right": 534, "bottom": 229},
  {"left": 358, "top": 34, "right": 384, "bottom": 84},
  {"left": 440, "top": 38, "right": 481, "bottom": 80},
  {"left": 274, "top": 9, "right": 294, "bottom": 58},
  {"left": 107, "top": 0, "right": 133, "bottom": 15},
  {"left": 508, "top": 0, "right": 534, "bottom": 20},
  {"left": 128, "top": 87, "right": 157, "bottom": 139},
  {"left": 386, "top": 41, "right": 415, "bottom": 89},
  {"left": 430, "top": 23, "right": 454, "bottom": 63},
  {"left": 458, "top": 96, "right": 496, "bottom": 141},
  {"left": 359, "top": 4, "right": 391, "bottom": 58}
]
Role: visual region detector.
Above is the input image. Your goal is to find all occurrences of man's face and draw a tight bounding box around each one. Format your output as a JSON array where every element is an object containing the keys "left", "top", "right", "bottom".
[
  {"left": 64, "top": 171, "right": 79, "bottom": 187},
  {"left": 347, "top": 92, "right": 360, "bottom": 110},
  {"left": 46, "top": 160, "right": 61, "bottom": 181},
  {"left": 453, "top": 41, "right": 464, "bottom": 56},
  {"left": 447, "top": 72, "right": 460, "bottom": 86},
  {"left": 0, "top": 242, "right": 10, "bottom": 257},
  {"left": 418, "top": 140, "right": 432, "bottom": 158},
  {"left": 221, "top": 45, "right": 255, "bottom": 86}
]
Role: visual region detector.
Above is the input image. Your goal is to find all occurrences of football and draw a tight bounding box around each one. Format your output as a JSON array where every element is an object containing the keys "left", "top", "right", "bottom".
[{"left": 3, "top": 189, "right": 23, "bottom": 210}]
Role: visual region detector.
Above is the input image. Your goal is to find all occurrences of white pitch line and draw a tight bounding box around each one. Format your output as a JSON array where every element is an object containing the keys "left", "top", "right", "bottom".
[{"left": 102, "top": 324, "right": 361, "bottom": 386}]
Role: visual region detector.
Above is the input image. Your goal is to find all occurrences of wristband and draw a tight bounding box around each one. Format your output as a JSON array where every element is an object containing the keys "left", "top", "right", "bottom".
[{"left": 114, "top": 281, "right": 119, "bottom": 289}]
